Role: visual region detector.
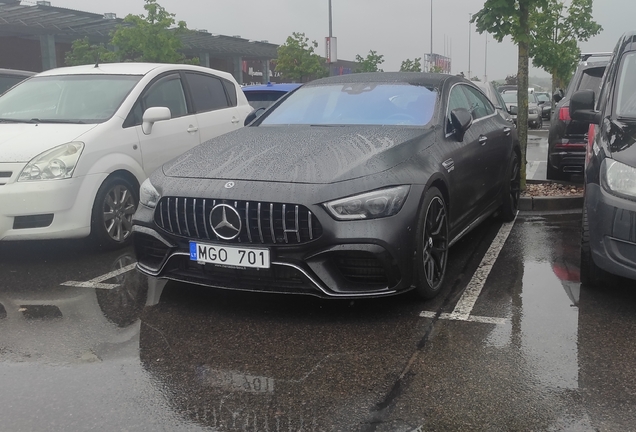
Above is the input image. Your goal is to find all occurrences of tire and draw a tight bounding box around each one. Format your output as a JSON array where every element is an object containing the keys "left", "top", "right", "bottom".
[
  {"left": 580, "top": 203, "right": 610, "bottom": 286},
  {"left": 499, "top": 152, "right": 520, "bottom": 222},
  {"left": 90, "top": 175, "right": 139, "bottom": 249},
  {"left": 414, "top": 187, "right": 449, "bottom": 300}
]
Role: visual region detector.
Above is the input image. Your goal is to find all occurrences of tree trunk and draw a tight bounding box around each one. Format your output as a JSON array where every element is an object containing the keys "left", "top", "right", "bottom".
[{"left": 518, "top": 0, "right": 530, "bottom": 191}]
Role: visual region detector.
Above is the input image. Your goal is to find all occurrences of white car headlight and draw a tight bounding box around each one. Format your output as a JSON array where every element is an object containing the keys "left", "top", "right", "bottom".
[
  {"left": 18, "top": 142, "right": 84, "bottom": 182},
  {"left": 602, "top": 159, "right": 636, "bottom": 199},
  {"left": 324, "top": 185, "right": 410, "bottom": 220},
  {"left": 139, "top": 178, "right": 161, "bottom": 208}
]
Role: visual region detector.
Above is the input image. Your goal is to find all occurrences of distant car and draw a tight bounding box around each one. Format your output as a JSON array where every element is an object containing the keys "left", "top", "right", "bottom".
[
  {"left": 471, "top": 80, "right": 515, "bottom": 125},
  {"left": 570, "top": 32, "right": 636, "bottom": 286},
  {"left": 535, "top": 92, "right": 552, "bottom": 120},
  {"left": 546, "top": 53, "right": 611, "bottom": 180},
  {"left": 500, "top": 90, "right": 542, "bottom": 129},
  {"left": 242, "top": 83, "right": 301, "bottom": 110},
  {"left": 133, "top": 72, "right": 521, "bottom": 300},
  {"left": 0, "top": 63, "right": 251, "bottom": 248},
  {"left": 0, "top": 68, "right": 34, "bottom": 94}
]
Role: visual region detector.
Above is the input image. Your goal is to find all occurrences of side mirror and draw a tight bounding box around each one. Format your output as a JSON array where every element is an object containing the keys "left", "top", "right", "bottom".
[
  {"left": 244, "top": 107, "right": 266, "bottom": 126},
  {"left": 553, "top": 90, "right": 564, "bottom": 103},
  {"left": 570, "top": 89, "right": 601, "bottom": 124},
  {"left": 509, "top": 105, "right": 518, "bottom": 115},
  {"left": 142, "top": 107, "right": 171, "bottom": 135},
  {"left": 450, "top": 108, "right": 473, "bottom": 142}
]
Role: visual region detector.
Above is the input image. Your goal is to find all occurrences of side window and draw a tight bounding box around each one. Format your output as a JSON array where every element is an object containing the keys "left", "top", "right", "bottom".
[
  {"left": 462, "top": 86, "right": 495, "bottom": 120},
  {"left": 447, "top": 85, "right": 471, "bottom": 134},
  {"left": 185, "top": 72, "right": 230, "bottom": 113},
  {"left": 142, "top": 74, "right": 188, "bottom": 118},
  {"left": 222, "top": 79, "right": 238, "bottom": 107}
]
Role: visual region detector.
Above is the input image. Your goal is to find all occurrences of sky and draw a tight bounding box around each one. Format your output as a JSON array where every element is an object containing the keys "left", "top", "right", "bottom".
[{"left": 30, "top": 0, "right": 636, "bottom": 80}]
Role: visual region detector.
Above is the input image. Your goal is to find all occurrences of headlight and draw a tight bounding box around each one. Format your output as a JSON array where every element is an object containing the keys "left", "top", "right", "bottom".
[
  {"left": 602, "top": 159, "right": 636, "bottom": 199},
  {"left": 323, "top": 185, "right": 410, "bottom": 220},
  {"left": 529, "top": 109, "right": 538, "bottom": 115},
  {"left": 139, "top": 178, "right": 161, "bottom": 208},
  {"left": 18, "top": 142, "right": 84, "bottom": 181}
]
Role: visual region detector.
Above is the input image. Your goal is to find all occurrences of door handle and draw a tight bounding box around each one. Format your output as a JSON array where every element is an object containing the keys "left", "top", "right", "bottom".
[
  {"left": 503, "top": 127, "right": 511, "bottom": 136},
  {"left": 187, "top": 125, "right": 198, "bottom": 133},
  {"left": 231, "top": 117, "right": 240, "bottom": 124},
  {"left": 478, "top": 135, "right": 488, "bottom": 145}
]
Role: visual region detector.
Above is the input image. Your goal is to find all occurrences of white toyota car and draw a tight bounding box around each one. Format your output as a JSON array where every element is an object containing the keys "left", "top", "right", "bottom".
[{"left": 0, "top": 63, "right": 252, "bottom": 248}]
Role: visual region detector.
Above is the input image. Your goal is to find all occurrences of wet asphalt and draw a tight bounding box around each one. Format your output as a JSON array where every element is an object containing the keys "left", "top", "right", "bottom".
[{"left": 1, "top": 209, "right": 635, "bottom": 431}]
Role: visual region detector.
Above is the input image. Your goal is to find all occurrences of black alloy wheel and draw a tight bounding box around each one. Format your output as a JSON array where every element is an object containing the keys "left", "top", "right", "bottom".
[
  {"left": 580, "top": 201, "right": 611, "bottom": 286},
  {"left": 415, "top": 187, "right": 449, "bottom": 299},
  {"left": 90, "top": 176, "right": 139, "bottom": 249},
  {"left": 499, "top": 152, "right": 521, "bottom": 222}
]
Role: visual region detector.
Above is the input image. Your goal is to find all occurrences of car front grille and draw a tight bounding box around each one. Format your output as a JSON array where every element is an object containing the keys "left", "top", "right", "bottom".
[
  {"left": 134, "top": 232, "right": 172, "bottom": 271},
  {"left": 154, "top": 197, "right": 323, "bottom": 245},
  {"left": 0, "top": 172, "right": 12, "bottom": 186},
  {"left": 332, "top": 251, "right": 390, "bottom": 285}
]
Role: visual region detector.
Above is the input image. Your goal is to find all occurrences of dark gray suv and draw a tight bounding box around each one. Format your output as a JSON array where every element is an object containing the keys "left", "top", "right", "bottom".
[
  {"left": 570, "top": 33, "right": 636, "bottom": 286},
  {"left": 547, "top": 54, "right": 610, "bottom": 180}
]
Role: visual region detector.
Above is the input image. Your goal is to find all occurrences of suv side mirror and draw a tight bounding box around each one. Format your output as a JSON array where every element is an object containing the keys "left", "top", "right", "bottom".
[
  {"left": 450, "top": 108, "right": 473, "bottom": 142},
  {"left": 244, "top": 107, "right": 266, "bottom": 126},
  {"left": 553, "top": 89, "right": 564, "bottom": 103},
  {"left": 509, "top": 105, "right": 518, "bottom": 115},
  {"left": 570, "top": 90, "right": 602, "bottom": 124},
  {"left": 142, "top": 107, "right": 171, "bottom": 135}
]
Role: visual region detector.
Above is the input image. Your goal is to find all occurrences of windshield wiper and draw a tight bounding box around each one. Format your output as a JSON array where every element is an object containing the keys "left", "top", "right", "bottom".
[
  {"left": 29, "top": 118, "right": 89, "bottom": 124},
  {"left": 0, "top": 118, "right": 31, "bottom": 123}
]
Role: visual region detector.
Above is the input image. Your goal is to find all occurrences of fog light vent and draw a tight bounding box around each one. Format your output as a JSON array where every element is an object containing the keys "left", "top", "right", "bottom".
[{"left": 13, "top": 214, "right": 54, "bottom": 229}]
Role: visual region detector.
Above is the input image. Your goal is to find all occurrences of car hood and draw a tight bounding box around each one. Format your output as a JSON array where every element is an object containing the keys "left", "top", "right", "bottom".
[
  {"left": 0, "top": 123, "right": 98, "bottom": 162},
  {"left": 162, "top": 125, "right": 433, "bottom": 184},
  {"left": 605, "top": 118, "right": 636, "bottom": 166}
]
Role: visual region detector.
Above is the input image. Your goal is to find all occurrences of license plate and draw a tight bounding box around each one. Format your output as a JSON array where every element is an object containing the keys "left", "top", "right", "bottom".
[{"left": 190, "top": 241, "right": 270, "bottom": 269}]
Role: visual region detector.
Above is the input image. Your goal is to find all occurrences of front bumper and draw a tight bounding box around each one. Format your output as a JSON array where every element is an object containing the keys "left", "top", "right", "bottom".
[
  {"left": 585, "top": 183, "right": 636, "bottom": 281},
  {"left": 133, "top": 183, "right": 425, "bottom": 299},
  {"left": 0, "top": 164, "right": 105, "bottom": 241}
]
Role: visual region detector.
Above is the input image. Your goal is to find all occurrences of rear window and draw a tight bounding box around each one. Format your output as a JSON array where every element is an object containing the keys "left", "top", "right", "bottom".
[
  {"left": 616, "top": 52, "right": 636, "bottom": 118},
  {"left": 577, "top": 66, "right": 605, "bottom": 98}
]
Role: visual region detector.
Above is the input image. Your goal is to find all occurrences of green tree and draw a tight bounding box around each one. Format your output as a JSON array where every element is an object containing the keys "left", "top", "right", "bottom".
[
  {"left": 65, "top": 0, "right": 197, "bottom": 66},
  {"left": 355, "top": 50, "right": 384, "bottom": 72},
  {"left": 505, "top": 74, "right": 518, "bottom": 85},
  {"left": 530, "top": 0, "right": 602, "bottom": 97},
  {"left": 472, "top": 0, "right": 546, "bottom": 190},
  {"left": 429, "top": 65, "right": 445, "bottom": 73},
  {"left": 400, "top": 58, "right": 422, "bottom": 72},
  {"left": 275, "top": 32, "right": 327, "bottom": 82},
  {"left": 471, "top": 76, "right": 481, "bottom": 81}
]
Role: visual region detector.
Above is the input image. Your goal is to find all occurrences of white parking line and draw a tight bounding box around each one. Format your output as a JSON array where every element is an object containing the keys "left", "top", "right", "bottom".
[
  {"left": 420, "top": 215, "right": 517, "bottom": 324},
  {"left": 526, "top": 161, "right": 540, "bottom": 179},
  {"left": 61, "top": 263, "right": 137, "bottom": 290}
]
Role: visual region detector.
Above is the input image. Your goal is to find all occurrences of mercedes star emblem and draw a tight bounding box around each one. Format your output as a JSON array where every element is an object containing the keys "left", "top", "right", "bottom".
[
  {"left": 209, "top": 204, "right": 242, "bottom": 240},
  {"left": 224, "top": 181, "right": 235, "bottom": 189}
]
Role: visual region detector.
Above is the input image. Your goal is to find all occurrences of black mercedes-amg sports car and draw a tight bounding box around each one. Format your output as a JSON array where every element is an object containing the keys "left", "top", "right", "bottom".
[{"left": 133, "top": 72, "right": 520, "bottom": 300}]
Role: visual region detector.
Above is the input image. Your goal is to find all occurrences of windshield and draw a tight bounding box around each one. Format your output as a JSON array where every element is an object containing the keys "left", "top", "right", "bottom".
[
  {"left": 501, "top": 92, "right": 518, "bottom": 103},
  {"left": 536, "top": 93, "right": 550, "bottom": 103},
  {"left": 616, "top": 52, "right": 636, "bottom": 118},
  {"left": 0, "top": 74, "right": 141, "bottom": 124},
  {"left": 261, "top": 83, "right": 437, "bottom": 126}
]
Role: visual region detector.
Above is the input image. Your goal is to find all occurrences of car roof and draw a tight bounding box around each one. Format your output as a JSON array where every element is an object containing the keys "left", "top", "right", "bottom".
[
  {"left": 0, "top": 68, "right": 36, "bottom": 77},
  {"left": 34, "top": 63, "right": 235, "bottom": 80},
  {"left": 242, "top": 83, "right": 301, "bottom": 92},
  {"left": 306, "top": 72, "right": 459, "bottom": 88}
]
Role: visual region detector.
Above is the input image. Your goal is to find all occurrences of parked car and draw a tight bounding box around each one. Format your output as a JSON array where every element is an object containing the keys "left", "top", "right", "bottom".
[
  {"left": 242, "top": 82, "right": 301, "bottom": 110},
  {"left": 535, "top": 91, "right": 552, "bottom": 120},
  {"left": 471, "top": 80, "right": 515, "bottom": 125},
  {"left": 0, "top": 68, "right": 34, "bottom": 94},
  {"left": 133, "top": 72, "right": 521, "bottom": 300},
  {"left": 0, "top": 63, "right": 252, "bottom": 247},
  {"left": 570, "top": 32, "right": 636, "bottom": 286},
  {"left": 500, "top": 90, "right": 543, "bottom": 129},
  {"left": 547, "top": 53, "right": 611, "bottom": 180}
]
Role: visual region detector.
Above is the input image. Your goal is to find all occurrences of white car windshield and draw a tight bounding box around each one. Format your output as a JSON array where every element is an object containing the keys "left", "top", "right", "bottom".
[
  {"left": 0, "top": 74, "right": 141, "bottom": 124},
  {"left": 261, "top": 83, "right": 437, "bottom": 126}
]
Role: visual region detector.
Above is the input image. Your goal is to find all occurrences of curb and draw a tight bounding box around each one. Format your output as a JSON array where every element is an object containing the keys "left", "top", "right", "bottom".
[{"left": 519, "top": 195, "right": 583, "bottom": 211}]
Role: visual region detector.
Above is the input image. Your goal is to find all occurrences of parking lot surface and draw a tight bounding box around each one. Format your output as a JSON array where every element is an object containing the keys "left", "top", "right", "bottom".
[{"left": 0, "top": 210, "right": 634, "bottom": 431}]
